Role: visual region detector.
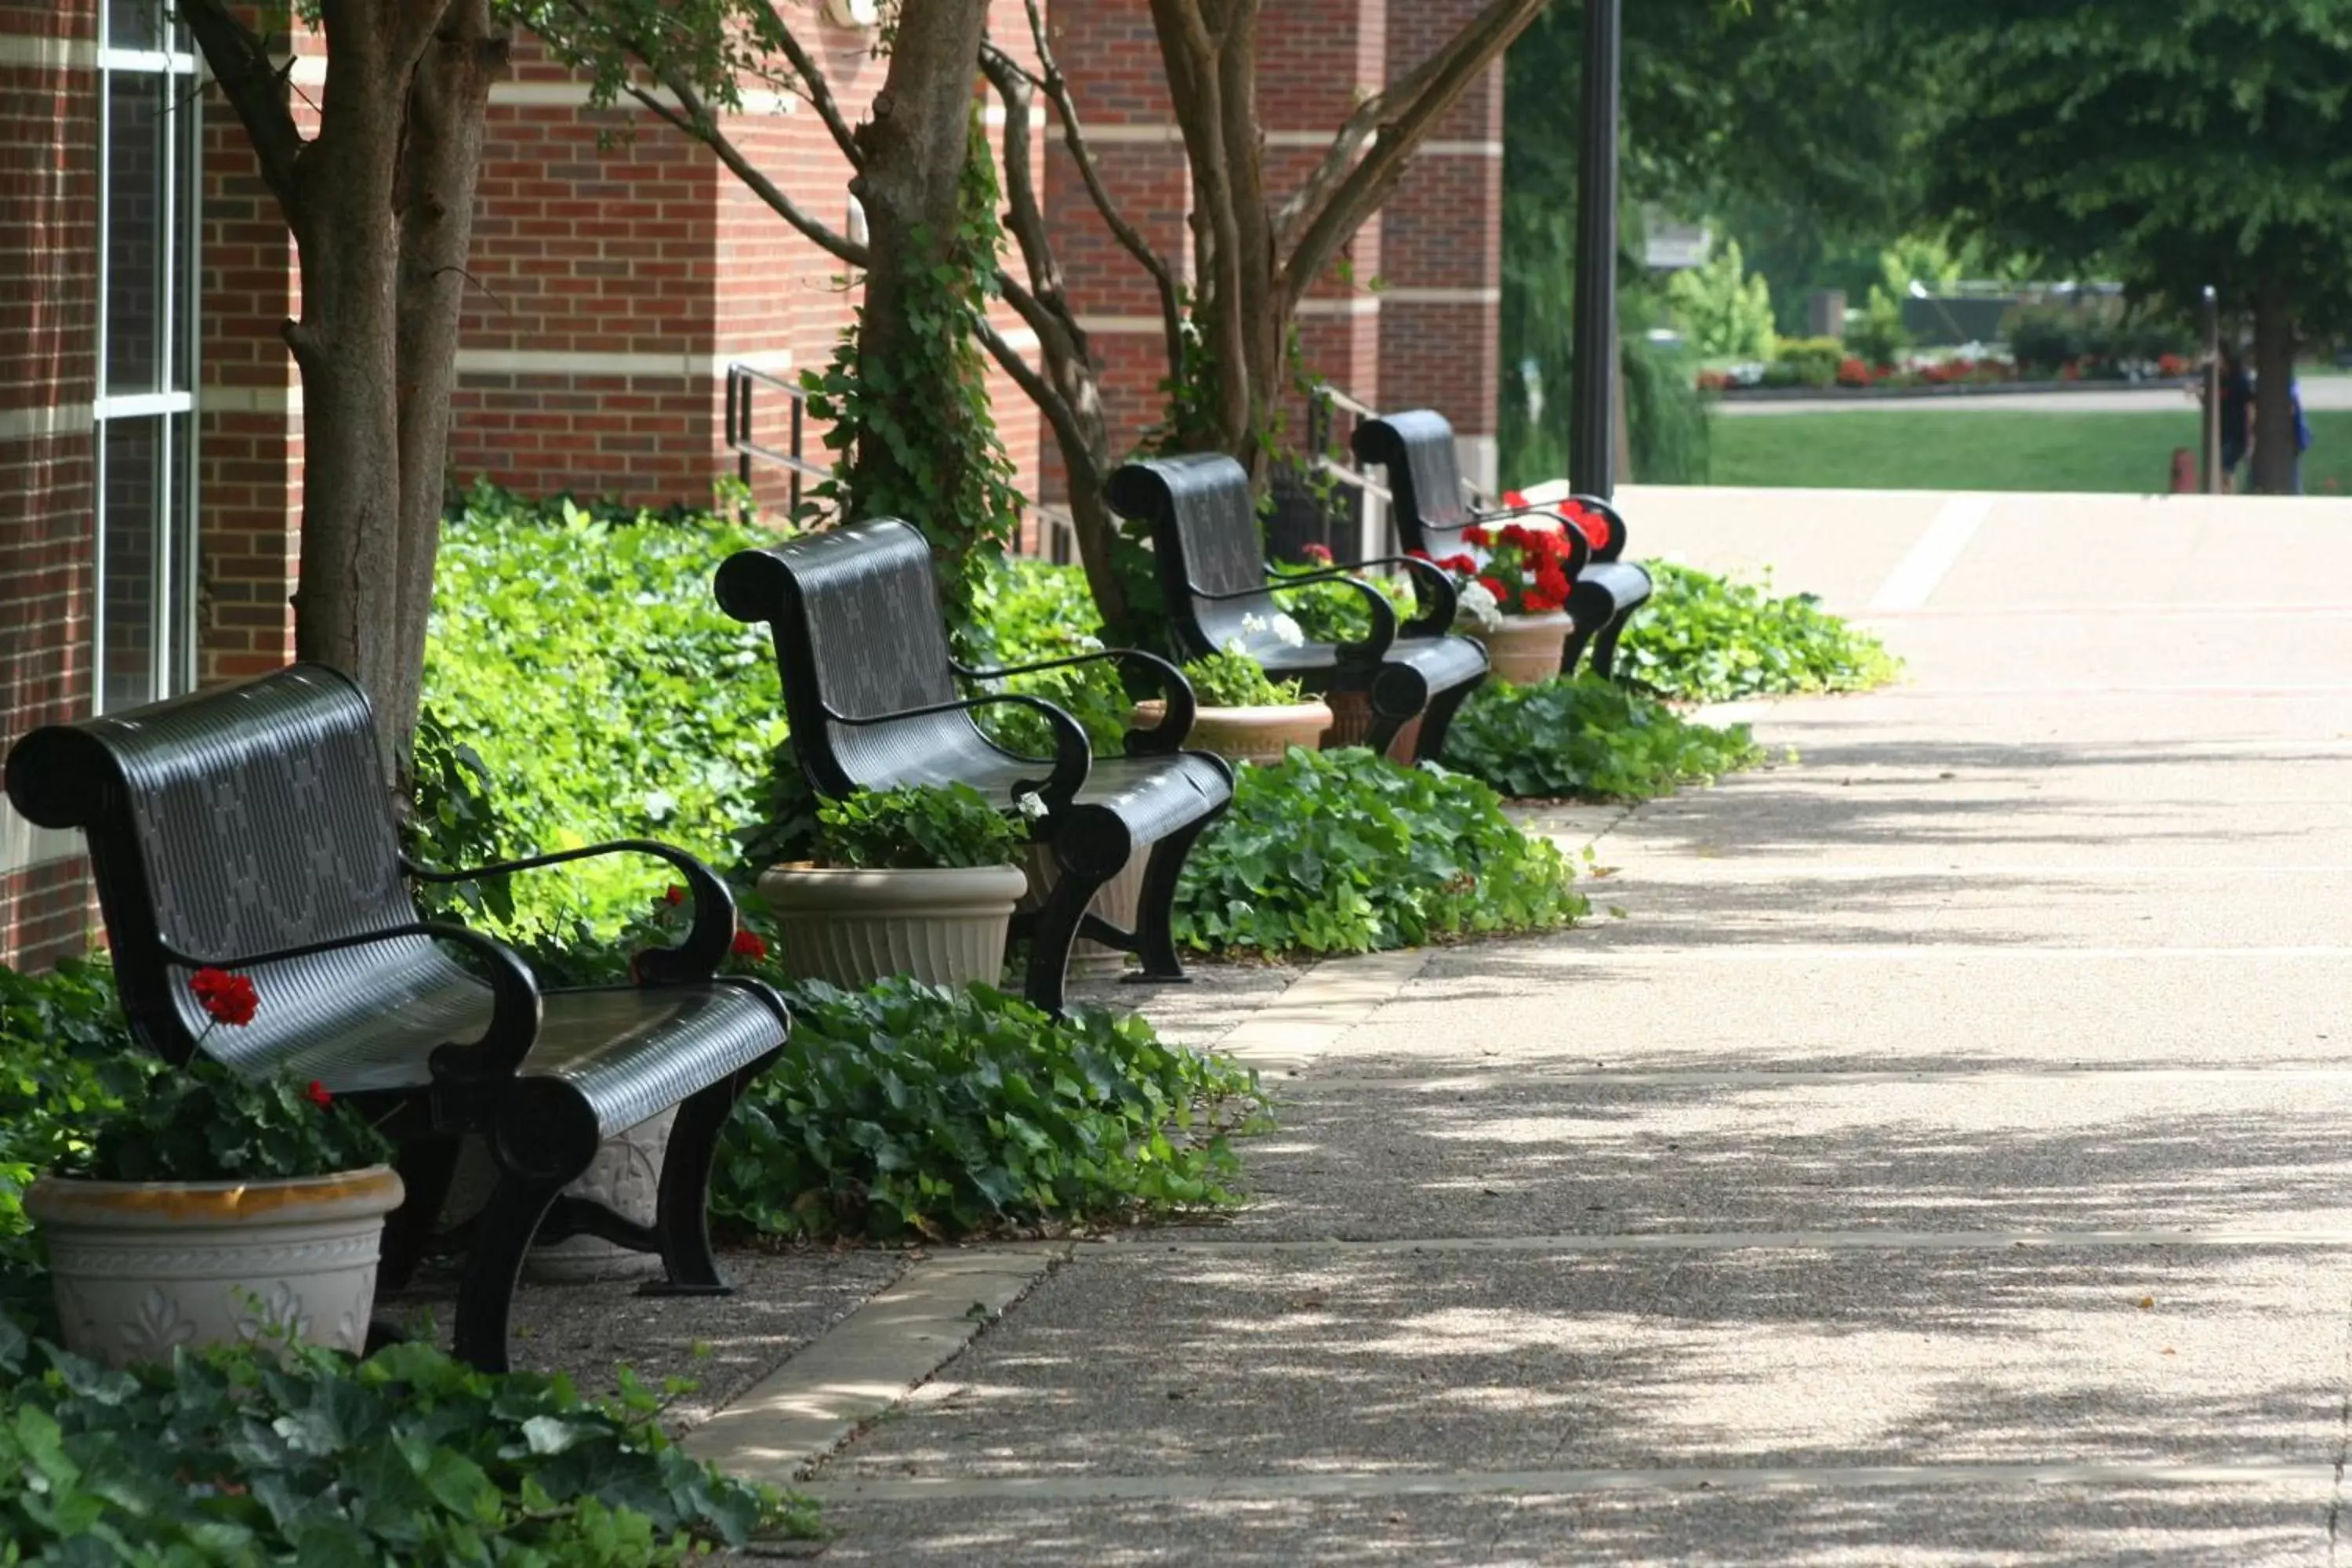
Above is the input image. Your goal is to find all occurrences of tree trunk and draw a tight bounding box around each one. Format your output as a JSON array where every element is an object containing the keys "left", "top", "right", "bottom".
[
  {"left": 390, "top": 2, "right": 508, "bottom": 793},
  {"left": 283, "top": 5, "right": 435, "bottom": 782},
  {"left": 2250, "top": 281, "right": 2299, "bottom": 496},
  {"left": 849, "top": 0, "right": 993, "bottom": 526},
  {"left": 186, "top": 0, "right": 492, "bottom": 795}
]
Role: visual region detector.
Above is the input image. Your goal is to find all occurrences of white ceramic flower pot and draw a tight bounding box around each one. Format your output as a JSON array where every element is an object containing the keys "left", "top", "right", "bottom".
[
  {"left": 1466, "top": 611, "right": 1571, "bottom": 685},
  {"left": 1019, "top": 845, "right": 1148, "bottom": 978},
  {"left": 1130, "top": 699, "right": 1334, "bottom": 766},
  {"left": 26, "top": 1166, "right": 405, "bottom": 1367},
  {"left": 757, "top": 862, "right": 1032, "bottom": 989}
]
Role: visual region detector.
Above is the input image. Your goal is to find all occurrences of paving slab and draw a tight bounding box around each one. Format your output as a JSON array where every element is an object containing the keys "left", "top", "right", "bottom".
[
  {"left": 1338, "top": 944, "right": 2352, "bottom": 1073},
  {"left": 1159, "top": 1070, "right": 2352, "bottom": 1240},
  {"left": 816, "top": 1246, "right": 2348, "bottom": 1480},
  {"left": 805, "top": 1478, "right": 2331, "bottom": 1566}
]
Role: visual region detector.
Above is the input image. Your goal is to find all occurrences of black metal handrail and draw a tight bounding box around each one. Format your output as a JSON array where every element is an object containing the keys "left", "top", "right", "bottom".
[
  {"left": 1302, "top": 383, "right": 1392, "bottom": 505},
  {"left": 725, "top": 363, "right": 828, "bottom": 514}
]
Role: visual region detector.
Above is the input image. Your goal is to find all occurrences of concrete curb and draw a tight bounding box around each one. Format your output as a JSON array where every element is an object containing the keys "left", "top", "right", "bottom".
[{"left": 684, "top": 1244, "right": 1069, "bottom": 1482}]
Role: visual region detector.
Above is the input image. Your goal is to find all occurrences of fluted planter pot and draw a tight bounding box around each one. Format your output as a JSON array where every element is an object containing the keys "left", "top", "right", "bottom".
[
  {"left": 1131, "top": 699, "right": 1334, "bottom": 766},
  {"left": 26, "top": 1166, "right": 405, "bottom": 1367},
  {"left": 758, "top": 862, "right": 1031, "bottom": 989},
  {"left": 1466, "top": 612, "right": 1572, "bottom": 685},
  {"left": 1020, "top": 847, "right": 1147, "bottom": 978}
]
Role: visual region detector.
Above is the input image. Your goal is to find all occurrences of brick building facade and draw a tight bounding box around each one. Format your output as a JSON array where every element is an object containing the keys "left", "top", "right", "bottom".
[{"left": 0, "top": 0, "right": 1502, "bottom": 969}]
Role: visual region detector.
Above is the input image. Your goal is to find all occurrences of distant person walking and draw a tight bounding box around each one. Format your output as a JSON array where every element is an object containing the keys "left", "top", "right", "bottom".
[
  {"left": 2217, "top": 344, "right": 2253, "bottom": 492},
  {"left": 2290, "top": 377, "right": 2313, "bottom": 495}
]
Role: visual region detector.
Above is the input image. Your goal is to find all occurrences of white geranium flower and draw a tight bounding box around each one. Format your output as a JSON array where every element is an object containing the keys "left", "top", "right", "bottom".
[
  {"left": 1013, "top": 791, "right": 1049, "bottom": 821},
  {"left": 1454, "top": 579, "right": 1504, "bottom": 633}
]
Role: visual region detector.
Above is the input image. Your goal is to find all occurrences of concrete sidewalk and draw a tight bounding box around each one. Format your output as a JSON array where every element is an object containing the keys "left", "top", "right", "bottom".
[{"left": 716, "top": 488, "right": 2352, "bottom": 1563}]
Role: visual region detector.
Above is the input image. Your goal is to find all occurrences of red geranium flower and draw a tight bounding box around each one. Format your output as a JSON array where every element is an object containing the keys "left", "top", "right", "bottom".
[
  {"left": 1535, "top": 561, "right": 1573, "bottom": 602},
  {"left": 663, "top": 884, "right": 687, "bottom": 906},
  {"left": 1498, "top": 524, "right": 1533, "bottom": 550},
  {"left": 1406, "top": 547, "right": 1432, "bottom": 562},
  {"left": 305, "top": 1080, "right": 333, "bottom": 1109},
  {"left": 1522, "top": 590, "right": 1565, "bottom": 615},
  {"left": 1476, "top": 575, "right": 1508, "bottom": 601},
  {"left": 1501, "top": 490, "right": 1527, "bottom": 509},
  {"left": 731, "top": 929, "right": 768, "bottom": 960},
  {"left": 1300, "top": 542, "right": 1334, "bottom": 564},
  {"left": 189, "top": 968, "right": 258, "bottom": 1028},
  {"left": 1441, "top": 554, "right": 1479, "bottom": 574},
  {"left": 1461, "top": 525, "right": 1492, "bottom": 548}
]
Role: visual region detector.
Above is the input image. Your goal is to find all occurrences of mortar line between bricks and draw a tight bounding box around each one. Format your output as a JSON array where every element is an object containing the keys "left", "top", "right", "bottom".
[
  {"left": 1086, "top": 1229, "right": 2352, "bottom": 1256},
  {"left": 798, "top": 1460, "right": 2338, "bottom": 1505}
]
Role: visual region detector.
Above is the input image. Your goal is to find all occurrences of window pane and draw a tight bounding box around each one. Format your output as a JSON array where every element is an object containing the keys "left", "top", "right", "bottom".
[
  {"left": 102, "top": 416, "right": 163, "bottom": 713},
  {"left": 108, "top": 0, "right": 163, "bottom": 51},
  {"left": 171, "top": 81, "right": 196, "bottom": 393},
  {"left": 168, "top": 410, "right": 195, "bottom": 692},
  {"left": 106, "top": 72, "right": 162, "bottom": 396}
]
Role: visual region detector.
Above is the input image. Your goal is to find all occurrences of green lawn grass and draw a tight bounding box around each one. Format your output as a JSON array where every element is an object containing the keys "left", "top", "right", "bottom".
[{"left": 1704, "top": 408, "right": 2352, "bottom": 495}]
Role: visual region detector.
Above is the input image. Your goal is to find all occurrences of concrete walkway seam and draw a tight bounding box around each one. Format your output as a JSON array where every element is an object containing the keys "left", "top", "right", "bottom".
[
  {"left": 683, "top": 1245, "right": 1069, "bottom": 1483},
  {"left": 1100, "top": 1228, "right": 2352, "bottom": 1256},
  {"left": 1870, "top": 495, "right": 1996, "bottom": 612},
  {"left": 1212, "top": 948, "right": 1432, "bottom": 1073},
  {"left": 803, "top": 1460, "right": 2336, "bottom": 1505}
]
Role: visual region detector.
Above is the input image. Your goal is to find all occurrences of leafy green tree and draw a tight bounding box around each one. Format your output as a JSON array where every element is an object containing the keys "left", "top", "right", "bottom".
[
  {"left": 1911, "top": 0, "right": 2352, "bottom": 492},
  {"left": 1666, "top": 239, "right": 1777, "bottom": 358}
]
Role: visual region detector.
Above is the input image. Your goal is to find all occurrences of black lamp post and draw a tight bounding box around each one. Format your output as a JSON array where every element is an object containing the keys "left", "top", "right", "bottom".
[{"left": 1568, "top": 0, "right": 1621, "bottom": 498}]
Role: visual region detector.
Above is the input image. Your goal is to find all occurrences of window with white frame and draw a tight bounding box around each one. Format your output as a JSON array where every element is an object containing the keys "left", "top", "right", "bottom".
[{"left": 95, "top": 0, "right": 200, "bottom": 713}]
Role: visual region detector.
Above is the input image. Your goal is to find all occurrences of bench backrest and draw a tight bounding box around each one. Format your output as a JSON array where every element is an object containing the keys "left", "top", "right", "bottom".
[
  {"left": 2, "top": 665, "right": 472, "bottom": 1071},
  {"left": 1106, "top": 453, "right": 1295, "bottom": 662},
  {"left": 713, "top": 518, "right": 1024, "bottom": 796},
  {"left": 1352, "top": 408, "right": 1472, "bottom": 549}
]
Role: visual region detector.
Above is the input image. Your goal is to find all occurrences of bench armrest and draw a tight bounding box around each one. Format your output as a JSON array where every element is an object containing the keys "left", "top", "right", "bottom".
[
  {"left": 1336, "top": 554, "right": 1459, "bottom": 641},
  {"left": 1236, "top": 570, "right": 1401, "bottom": 662},
  {"left": 403, "top": 839, "right": 735, "bottom": 985},
  {"left": 824, "top": 692, "right": 1091, "bottom": 812},
  {"left": 954, "top": 648, "right": 1198, "bottom": 758},
  {"left": 158, "top": 922, "right": 544, "bottom": 1085}
]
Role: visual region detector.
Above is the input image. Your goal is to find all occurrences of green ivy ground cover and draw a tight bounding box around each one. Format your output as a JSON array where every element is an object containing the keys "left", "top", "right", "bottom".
[
  {"left": 0, "top": 961, "right": 810, "bottom": 1561},
  {"left": 1443, "top": 674, "right": 1769, "bottom": 801},
  {"left": 1621, "top": 561, "right": 1900, "bottom": 702},
  {"left": 422, "top": 486, "right": 786, "bottom": 924},
  {"left": 1171, "top": 747, "right": 1588, "bottom": 956}
]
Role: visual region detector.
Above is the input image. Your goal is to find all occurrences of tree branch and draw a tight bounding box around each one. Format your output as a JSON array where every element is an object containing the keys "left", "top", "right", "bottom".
[
  {"left": 624, "top": 68, "right": 869, "bottom": 267},
  {"left": 769, "top": 15, "right": 864, "bottom": 169},
  {"left": 1280, "top": 0, "right": 1544, "bottom": 310},
  {"left": 1012, "top": 0, "right": 1180, "bottom": 349},
  {"left": 975, "top": 313, "right": 1092, "bottom": 485},
  {"left": 180, "top": 0, "right": 306, "bottom": 205},
  {"left": 1272, "top": 24, "right": 1460, "bottom": 253}
]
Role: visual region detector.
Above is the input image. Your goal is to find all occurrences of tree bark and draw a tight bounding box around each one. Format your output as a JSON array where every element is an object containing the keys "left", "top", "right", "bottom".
[
  {"left": 2250, "top": 281, "right": 2299, "bottom": 496},
  {"left": 391, "top": 2, "right": 509, "bottom": 789},
  {"left": 183, "top": 0, "right": 495, "bottom": 793},
  {"left": 849, "top": 0, "right": 993, "bottom": 514},
  {"left": 283, "top": 3, "right": 448, "bottom": 782}
]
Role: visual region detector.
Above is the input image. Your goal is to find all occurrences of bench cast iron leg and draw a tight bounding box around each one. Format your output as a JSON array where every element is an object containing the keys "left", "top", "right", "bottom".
[
  {"left": 379, "top": 1136, "right": 459, "bottom": 1292},
  {"left": 454, "top": 1174, "right": 567, "bottom": 1374},
  {"left": 641, "top": 1062, "right": 770, "bottom": 1298},
  {"left": 1025, "top": 857, "right": 1111, "bottom": 1017},
  {"left": 1132, "top": 809, "right": 1225, "bottom": 982},
  {"left": 1412, "top": 678, "right": 1482, "bottom": 764},
  {"left": 1559, "top": 620, "right": 1597, "bottom": 679},
  {"left": 1588, "top": 606, "right": 1638, "bottom": 680}
]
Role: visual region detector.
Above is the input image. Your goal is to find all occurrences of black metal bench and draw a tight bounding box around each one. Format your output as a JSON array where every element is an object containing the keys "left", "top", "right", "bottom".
[
  {"left": 715, "top": 517, "right": 1235, "bottom": 1017},
  {"left": 1107, "top": 452, "right": 1490, "bottom": 762},
  {"left": 1353, "top": 408, "right": 1653, "bottom": 677},
  {"left": 2, "top": 665, "right": 790, "bottom": 1374}
]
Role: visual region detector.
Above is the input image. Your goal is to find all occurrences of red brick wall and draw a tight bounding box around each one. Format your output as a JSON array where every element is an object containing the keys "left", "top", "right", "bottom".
[
  {"left": 1, "top": 0, "right": 100, "bottom": 970},
  {"left": 1379, "top": 0, "right": 1503, "bottom": 486}
]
